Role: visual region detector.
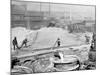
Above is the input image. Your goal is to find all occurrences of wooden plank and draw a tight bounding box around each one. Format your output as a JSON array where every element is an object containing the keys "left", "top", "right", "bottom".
[{"left": 13, "top": 43, "right": 89, "bottom": 59}]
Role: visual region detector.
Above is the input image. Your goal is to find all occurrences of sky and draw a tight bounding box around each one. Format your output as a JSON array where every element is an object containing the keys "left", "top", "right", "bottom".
[{"left": 12, "top": 0, "right": 95, "bottom": 19}]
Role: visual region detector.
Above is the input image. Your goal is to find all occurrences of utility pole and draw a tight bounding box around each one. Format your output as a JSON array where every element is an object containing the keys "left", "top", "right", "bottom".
[
  {"left": 40, "top": 2, "right": 42, "bottom": 13},
  {"left": 65, "top": 6, "right": 67, "bottom": 21},
  {"left": 24, "top": 4, "right": 30, "bottom": 29},
  {"left": 49, "top": 2, "right": 51, "bottom": 17},
  {"left": 69, "top": 7, "right": 72, "bottom": 24},
  {"left": 69, "top": 7, "right": 72, "bottom": 21}
]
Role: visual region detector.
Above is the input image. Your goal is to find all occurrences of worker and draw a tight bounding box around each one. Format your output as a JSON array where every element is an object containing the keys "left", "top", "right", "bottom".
[
  {"left": 85, "top": 35, "right": 90, "bottom": 44},
  {"left": 20, "top": 38, "right": 28, "bottom": 48},
  {"left": 57, "top": 38, "right": 61, "bottom": 47},
  {"left": 12, "top": 37, "right": 19, "bottom": 50}
]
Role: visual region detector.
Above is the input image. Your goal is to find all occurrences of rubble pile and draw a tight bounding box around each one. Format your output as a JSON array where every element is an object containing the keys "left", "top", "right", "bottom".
[{"left": 11, "top": 27, "right": 95, "bottom": 74}]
